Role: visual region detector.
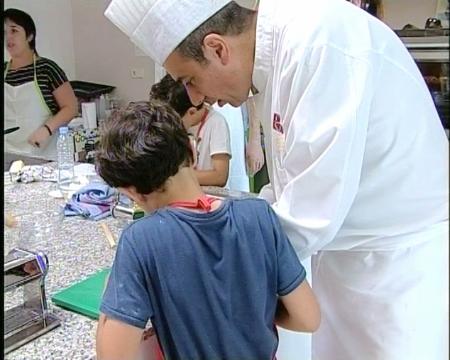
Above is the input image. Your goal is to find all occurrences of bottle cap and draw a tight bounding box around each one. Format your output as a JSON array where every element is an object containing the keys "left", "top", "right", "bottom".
[{"left": 59, "top": 127, "right": 69, "bottom": 134}]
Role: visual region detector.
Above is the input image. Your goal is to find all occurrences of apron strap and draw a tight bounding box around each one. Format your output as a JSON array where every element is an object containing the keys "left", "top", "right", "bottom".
[
  {"left": 168, "top": 195, "right": 218, "bottom": 212},
  {"left": 4, "top": 54, "right": 52, "bottom": 115},
  {"left": 193, "top": 108, "right": 209, "bottom": 170},
  {"left": 32, "top": 55, "right": 52, "bottom": 115},
  {"left": 195, "top": 108, "right": 210, "bottom": 140},
  {"left": 4, "top": 60, "right": 10, "bottom": 80}
]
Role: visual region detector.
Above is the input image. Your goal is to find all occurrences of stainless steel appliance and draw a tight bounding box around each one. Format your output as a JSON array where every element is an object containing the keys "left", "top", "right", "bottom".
[
  {"left": 4, "top": 248, "right": 60, "bottom": 354},
  {"left": 111, "top": 193, "right": 145, "bottom": 220}
]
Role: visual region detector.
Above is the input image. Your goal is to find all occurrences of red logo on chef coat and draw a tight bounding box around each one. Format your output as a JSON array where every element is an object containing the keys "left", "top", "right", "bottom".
[{"left": 272, "top": 113, "right": 284, "bottom": 134}]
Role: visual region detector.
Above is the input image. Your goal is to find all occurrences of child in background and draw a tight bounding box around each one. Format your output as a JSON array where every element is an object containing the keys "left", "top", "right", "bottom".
[
  {"left": 150, "top": 74, "right": 231, "bottom": 187},
  {"left": 95, "top": 101, "right": 320, "bottom": 360}
]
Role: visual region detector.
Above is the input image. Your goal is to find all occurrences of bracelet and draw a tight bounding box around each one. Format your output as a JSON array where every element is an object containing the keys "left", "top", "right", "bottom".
[{"left": 43, "top": 124, "right": 53, "bottom": 136}]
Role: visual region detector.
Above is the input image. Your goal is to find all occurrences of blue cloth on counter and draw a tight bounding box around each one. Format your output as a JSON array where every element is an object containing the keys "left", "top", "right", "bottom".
[{"left": 64, "top": 183, "right": 117, "bottom": 220}]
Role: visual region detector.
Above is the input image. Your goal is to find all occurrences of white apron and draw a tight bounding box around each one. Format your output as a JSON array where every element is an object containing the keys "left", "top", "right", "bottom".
[
  {"left": 4, "top": 55, "right": 58, "bottom": 160},
  {"left": 312, "top": 221, "right": 449, "bottom": 360}
]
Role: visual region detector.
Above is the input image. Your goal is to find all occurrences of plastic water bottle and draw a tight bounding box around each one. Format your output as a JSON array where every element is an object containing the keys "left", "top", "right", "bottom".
[{"left": 57, "top": 127, "right": 75, "bottom": 197}]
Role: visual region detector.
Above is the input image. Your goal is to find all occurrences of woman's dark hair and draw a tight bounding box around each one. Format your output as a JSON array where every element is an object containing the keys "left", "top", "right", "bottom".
[
  {"left": 149, "top": 74, "right": 198, "bottom": 117},
  {"left": 4, "top": 8, "right": 37, "bottom": 53},
  {"left": 96, "top": 100, "right": 193, "bottom": 195}
]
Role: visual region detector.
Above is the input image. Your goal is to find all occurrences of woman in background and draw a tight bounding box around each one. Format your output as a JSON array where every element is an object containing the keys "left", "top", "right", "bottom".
[{"left": 4, "top": 8, "right": 78, "bottom": 160}]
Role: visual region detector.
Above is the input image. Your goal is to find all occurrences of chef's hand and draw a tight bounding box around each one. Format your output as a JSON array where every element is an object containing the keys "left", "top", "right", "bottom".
[
  {"left": 28, "top": 125, "right": 52, "bottom": 149},
  {"left": 246, "top": 140, "right": 264, "bottom": 176}
]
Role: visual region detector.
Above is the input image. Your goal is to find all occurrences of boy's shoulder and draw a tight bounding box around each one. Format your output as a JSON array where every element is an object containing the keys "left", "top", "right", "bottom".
[
  {"left": 229, "top": 196, "right": 267, "bottom": 205},
  {"left": 122, "top": 198, "right": 271, "bottom": 233},
  {"left": 228, "top": 197, "right": 271, "bottom": 214},
  {"left": 123, "top": 209, "right": 171, "bottom": 231}
]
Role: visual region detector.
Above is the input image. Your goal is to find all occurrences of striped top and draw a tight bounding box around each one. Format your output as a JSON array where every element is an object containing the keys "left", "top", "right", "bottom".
[{"left": 4, "top": 57, "right": 69, "bottom": 115}]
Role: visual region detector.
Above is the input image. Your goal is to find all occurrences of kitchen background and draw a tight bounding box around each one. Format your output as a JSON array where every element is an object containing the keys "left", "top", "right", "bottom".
[
  {"left": 3, "top": 2, "right": 448, "bottom": 359},
  {"left": 3, "top": 0, "right": 446, "bottom": 106}
]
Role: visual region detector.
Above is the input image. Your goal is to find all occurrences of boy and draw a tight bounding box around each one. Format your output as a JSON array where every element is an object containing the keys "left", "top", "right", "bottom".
[
  {"left": 150, "top": 74, "right": 231, "bottom": 187},
  {"left": 95, "top": 101, "right": 320, "bottom": 360}
]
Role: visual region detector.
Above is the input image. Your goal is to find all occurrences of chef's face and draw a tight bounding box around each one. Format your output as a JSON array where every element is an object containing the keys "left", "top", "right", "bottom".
[
  {"left": 4, "top": 20, "right": 32, "bottom": 57},
  {"left": 164, "top": 37, "right": 253, "bottom": 108}
]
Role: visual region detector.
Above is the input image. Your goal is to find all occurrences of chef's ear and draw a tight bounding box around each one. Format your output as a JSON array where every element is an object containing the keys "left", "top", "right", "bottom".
[
  {"left": 202, "top": 33, "right": 229, "bottom": 65},
  {"left": 27, "top": 34, "right": 34, "bottom": 43}
]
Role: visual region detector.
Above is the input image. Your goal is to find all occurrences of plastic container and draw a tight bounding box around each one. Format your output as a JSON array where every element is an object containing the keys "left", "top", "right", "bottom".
[{"left": 57, "top": 127, "right": 75, "bottom": 197}]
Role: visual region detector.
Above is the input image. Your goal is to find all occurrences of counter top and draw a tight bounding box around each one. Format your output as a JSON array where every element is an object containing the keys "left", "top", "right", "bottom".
[
  {"left": 4, "top": 175, "right": 256, "bottom": 359},
  {"left": 4, "top": 179, "right": 125, "bottom": 360},
  {"left": 4, "top": 152, "right": 50, "bottom": 172}
]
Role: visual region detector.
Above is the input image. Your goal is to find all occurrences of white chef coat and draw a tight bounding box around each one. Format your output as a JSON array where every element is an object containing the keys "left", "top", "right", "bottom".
[{"left": 252, "top": 0, "right": 449, "bottom": 359}]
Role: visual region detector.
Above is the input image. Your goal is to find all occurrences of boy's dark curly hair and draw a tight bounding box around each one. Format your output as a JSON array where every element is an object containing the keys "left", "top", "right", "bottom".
[
  {"left": 96, "top": 100, "right": 193, "bottom": 194},
  {"left": 150, "top": 74, "right": 199, "bottom": 117}
]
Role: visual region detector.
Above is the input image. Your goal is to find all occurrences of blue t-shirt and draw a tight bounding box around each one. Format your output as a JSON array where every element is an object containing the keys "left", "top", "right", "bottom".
[{"left": 101, "top": 198, "right": 306, "bottom": 360}]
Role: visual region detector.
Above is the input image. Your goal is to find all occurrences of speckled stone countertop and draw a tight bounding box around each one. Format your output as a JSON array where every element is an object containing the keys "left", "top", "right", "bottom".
[
  {"left": 4, "top": 177, "right": 129, "bottom": 360},
  {"left": 4, "top": 173, "right": 256, "bottom": 360}
]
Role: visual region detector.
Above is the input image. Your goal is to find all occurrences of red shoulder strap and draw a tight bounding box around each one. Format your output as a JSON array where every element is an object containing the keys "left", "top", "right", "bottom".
[{"left": 168, "top": 195, "right": 217, "bottom": 212}]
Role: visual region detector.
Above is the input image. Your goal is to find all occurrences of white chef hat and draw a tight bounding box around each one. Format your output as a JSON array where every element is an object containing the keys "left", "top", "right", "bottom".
[{"left": 105, "top": 0, "right": 236, "bottom": 65}]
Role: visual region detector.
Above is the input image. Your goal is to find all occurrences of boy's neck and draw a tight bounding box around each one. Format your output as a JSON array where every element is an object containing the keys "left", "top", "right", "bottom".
[
  {"left": 141, "top": 166, "right": 219, "bottom": 212},
  {"left": 165, "top": 167, "right": 204, "bottom": 204}
]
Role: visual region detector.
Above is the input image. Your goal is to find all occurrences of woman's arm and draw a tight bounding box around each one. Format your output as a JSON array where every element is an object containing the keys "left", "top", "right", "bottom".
[
  {"left": 28, "top": 82, "right": 78, "bottom": 146},
  {"left": 46, "top": 81, "right": 78, "bottom": 132}
]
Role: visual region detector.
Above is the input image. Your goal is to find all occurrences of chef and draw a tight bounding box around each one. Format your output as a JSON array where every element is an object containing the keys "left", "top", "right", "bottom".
[{"left": 105, "top": 0, "right": 449, "bottom": 359}]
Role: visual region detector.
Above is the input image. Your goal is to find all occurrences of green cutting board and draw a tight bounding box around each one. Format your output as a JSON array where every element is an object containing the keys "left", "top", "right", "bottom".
[{"left": 51, "top": 269, "right": 110, "bottom": 319}]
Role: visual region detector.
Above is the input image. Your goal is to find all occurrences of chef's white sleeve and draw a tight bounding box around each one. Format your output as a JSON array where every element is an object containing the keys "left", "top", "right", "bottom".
[
  {"left": 258, "top": 183, "right": 276, "bottom": 204},
  {"left": 272, "top": 45, "right": 374, "bottom": 260}
]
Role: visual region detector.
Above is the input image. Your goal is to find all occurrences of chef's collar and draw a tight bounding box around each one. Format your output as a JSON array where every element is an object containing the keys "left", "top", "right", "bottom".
[{"left": 248, "top": 83, "right": 260, "bottom": 98}]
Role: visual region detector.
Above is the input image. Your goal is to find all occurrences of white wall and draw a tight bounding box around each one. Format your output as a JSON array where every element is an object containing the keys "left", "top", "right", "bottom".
[
  {"left": 4, "top": 0, "right": 77, "bottom": 79},
  {"left": 4, "top": 0, "right": 156, "bottom": 106},
  {"left": 71, "top": 0, "right": 156, "bottom": 105}
]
